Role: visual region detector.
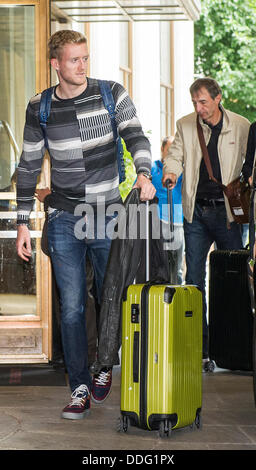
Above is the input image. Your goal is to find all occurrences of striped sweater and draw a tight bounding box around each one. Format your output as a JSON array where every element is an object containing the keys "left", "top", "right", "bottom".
[{"left": 16, "top": 78, "right": 152, "bottom": 224}]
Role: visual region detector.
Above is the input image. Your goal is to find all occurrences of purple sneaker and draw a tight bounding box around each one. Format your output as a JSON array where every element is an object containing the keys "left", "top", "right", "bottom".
[
  {"left": 91, "top": 368, "right": 112, "bottom": 404},
  {"left": 62, "top": 384, "right": 90, "bottom": 420}
]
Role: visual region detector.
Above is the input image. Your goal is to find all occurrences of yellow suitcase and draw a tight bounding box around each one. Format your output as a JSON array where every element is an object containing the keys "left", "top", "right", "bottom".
[{"left": 119, "top": 283, "right": 202, "bottom": 437}]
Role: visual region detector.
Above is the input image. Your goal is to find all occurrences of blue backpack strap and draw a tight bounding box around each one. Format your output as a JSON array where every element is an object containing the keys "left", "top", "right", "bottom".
[
  {"left": 98, "top": 80, "right": 125, "bottom": 184},
  {"left": 39, "top": 87, "right": 54, "bottom": 149}
]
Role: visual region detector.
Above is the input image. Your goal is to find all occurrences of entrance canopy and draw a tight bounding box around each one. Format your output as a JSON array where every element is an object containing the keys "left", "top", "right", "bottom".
[{"left": 52, "top": 0, "right": 201, "bottom": 23}]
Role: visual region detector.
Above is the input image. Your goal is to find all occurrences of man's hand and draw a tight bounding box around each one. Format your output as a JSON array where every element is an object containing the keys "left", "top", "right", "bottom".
[
  {"left": 16, "top": 225, "right": 32, "bottom": 262},
  {"left": 35, "top": 187, "right": 51, "bottom": 203},
  {"left": 162, "top": 172, "right": 177, "bottom": 189},
  {"left": 133, "top": 174, "right": 156, "bottom": 201}
]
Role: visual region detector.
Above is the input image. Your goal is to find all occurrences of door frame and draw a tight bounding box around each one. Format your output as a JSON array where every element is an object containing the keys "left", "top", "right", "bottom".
[{"left": 0, "top": 0, "right": 52, "bottom": 363}]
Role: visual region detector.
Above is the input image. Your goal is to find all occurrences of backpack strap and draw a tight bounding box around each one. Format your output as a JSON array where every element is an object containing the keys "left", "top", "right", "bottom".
[
  {"left": 39, "top": 87, "right": 54, "bottom": 149},
  {"left": 98, "top": 80, "right": 125, "bottom": 184}
]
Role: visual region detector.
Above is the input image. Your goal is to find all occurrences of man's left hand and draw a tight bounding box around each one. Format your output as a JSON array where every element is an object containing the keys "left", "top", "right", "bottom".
[
  {"left": 35, "top": 187, "right": 51, "bottom": 202},
  {"left": 133, "top": 174, "right": 156, "bottom": 201}
]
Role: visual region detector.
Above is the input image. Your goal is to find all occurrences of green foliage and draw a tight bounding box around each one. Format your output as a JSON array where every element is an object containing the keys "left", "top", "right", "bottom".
[
  {"left": 118, "top": 139, "right": 137, "bottom": 201},
  {"left": 194, "top": 0, "right": 256, "bottom": 122}
]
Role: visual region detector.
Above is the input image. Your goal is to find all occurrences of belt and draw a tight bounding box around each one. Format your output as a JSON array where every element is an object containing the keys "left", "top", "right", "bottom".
[{"left": 196, "top": 198, "right": 225, "bottom": 207}]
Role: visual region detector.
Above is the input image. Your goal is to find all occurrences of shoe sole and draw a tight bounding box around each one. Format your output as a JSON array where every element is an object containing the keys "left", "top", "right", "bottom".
[
  {"left": 91, "top": 386, "right": 112, "bottom": 404},
  {"left": 61, "top": 409, "right": 90, "bottom": 420}
]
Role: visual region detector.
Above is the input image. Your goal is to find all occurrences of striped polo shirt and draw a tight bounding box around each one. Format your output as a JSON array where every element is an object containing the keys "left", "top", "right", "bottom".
[{"left": 16, "top": 78, "right": 152, "bottom": 224}]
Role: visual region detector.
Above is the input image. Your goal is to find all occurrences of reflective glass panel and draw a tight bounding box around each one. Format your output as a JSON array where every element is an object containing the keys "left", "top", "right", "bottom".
[
  {"left": 0, "top": 5, "right": 35, "bottom": 193},
  {"left": 0, "top": 5, "right": 37, "bottom": 316}
]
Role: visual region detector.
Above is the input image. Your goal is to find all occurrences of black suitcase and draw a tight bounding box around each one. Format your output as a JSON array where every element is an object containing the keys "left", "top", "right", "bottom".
[
  {"left": 209, "top": 249, "right": 254, "bottom": 371},
  {"left": 253, "top": 306, "right": 256, "bottom": 405}
]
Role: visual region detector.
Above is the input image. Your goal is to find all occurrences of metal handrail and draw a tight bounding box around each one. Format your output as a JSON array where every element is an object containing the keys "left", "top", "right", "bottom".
[{"left": 0, "top": 120, "right": 20, "bottom": 162}]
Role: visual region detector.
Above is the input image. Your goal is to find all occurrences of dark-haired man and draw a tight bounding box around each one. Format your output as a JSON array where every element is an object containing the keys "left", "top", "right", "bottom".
[{"left": 162, "top": 77, "right": 250, "bottom": 363}]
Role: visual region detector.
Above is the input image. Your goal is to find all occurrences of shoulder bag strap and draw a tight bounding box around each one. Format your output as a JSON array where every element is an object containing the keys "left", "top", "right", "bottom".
[{"left": 196, "top": 114, "right": 226, "bottom": 192}]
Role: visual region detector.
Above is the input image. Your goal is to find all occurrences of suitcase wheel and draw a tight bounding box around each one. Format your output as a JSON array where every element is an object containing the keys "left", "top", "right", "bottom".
[
  {"left": 203, "top": 359, "right": 215, "bottom": 373},
  {"left": 158, "top": 420, "right": 171, "bottom": 439},
  {"left": 190, "top": 410, "right": 202, "bottom": 431},
  {"left": 195, "top": 411, "right": 202, "bottom": 429},
  {"left": 117, "top": 415, "right": 129, "bottom": 433}
]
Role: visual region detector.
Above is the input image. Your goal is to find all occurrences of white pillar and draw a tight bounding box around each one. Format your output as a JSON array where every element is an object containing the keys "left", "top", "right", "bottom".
[
  {"left": 133, "top": 22, "right": 161, "bottom": 161},
  {"left": 173, "top": 21, "right": 195, "bottom": 124},
  {"left": 89, "top": 23, "right": 120, "bottom": 82}
]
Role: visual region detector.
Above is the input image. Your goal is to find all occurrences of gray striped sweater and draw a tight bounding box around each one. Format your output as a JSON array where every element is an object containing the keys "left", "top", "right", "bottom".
[{"left": 16, "top": 78, "right": 152, "bottom": 224}]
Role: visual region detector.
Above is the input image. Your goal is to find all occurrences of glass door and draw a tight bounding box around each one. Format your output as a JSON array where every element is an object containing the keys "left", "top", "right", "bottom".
[{"left": 0, "top": 0, "right": 51, "bottom": 363}]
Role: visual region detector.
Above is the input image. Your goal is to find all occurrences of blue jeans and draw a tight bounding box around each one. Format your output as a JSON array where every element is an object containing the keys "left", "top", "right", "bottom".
[
  {"left": 184, "top": 202, "right": 243, "bottom": 358},
  {"left": 47, "top": 209, "right": 113, "bottom": 392}
]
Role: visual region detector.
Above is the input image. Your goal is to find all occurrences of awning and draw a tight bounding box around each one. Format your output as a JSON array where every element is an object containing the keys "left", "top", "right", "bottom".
[{"left": 52, "top": 0, "right": 201, "bottom": 24}]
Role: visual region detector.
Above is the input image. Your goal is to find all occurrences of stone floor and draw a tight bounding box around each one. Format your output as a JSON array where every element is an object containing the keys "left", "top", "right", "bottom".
[{"left": 0, "top": 365, "right": 256, "bottom": 456}]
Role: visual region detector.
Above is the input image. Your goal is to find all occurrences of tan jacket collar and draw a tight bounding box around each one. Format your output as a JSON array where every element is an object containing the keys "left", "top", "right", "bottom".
[{"left": 198, "top": 104, "right": 231, "bottom": 133}]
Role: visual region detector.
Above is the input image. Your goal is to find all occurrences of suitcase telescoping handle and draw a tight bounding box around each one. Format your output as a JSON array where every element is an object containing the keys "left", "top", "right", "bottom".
[
  {"left": 144, "top": 180, "right": 174, "bottom": 282},
  {"left": 145, "top": 200, "right": 150, "bottom": 282},
  {"left": 165, "top": 179, "right": 174, "bottom": 243}
]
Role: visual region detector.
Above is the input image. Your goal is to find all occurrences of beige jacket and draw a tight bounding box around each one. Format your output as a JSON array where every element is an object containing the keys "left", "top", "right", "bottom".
[{"left": 163, "top": 106, "right": 250, "bottom": 223}]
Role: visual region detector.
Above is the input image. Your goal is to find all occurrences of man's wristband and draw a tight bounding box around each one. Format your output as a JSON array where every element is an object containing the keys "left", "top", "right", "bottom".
[
  {"left": 17, "top": 216, "right": 30, "bottom": 227},
  {"left": 17, "top": 221, "right": 29, "bottom": 227},
  {"left": 137, "top": 171, "right": 152, "bottom": 181}
]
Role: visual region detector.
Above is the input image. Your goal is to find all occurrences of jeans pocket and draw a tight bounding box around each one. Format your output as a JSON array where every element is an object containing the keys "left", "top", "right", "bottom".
[{"left": 48, "top": 209, "right": 64, "bottom": 223}]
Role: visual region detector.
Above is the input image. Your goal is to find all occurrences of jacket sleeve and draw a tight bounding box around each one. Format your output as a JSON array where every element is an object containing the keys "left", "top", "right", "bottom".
[
  {"left": 16, "top": 97, "right": 46, "bottom": 225},
  {"left": 242, "top": 122, "right": 256, "bottom": 182},
  {"left": 162, "top": 120, "right": 184, "bottom": 178},
  {"left": 111, "top": 82, "right": 152, "bottom": 175}
]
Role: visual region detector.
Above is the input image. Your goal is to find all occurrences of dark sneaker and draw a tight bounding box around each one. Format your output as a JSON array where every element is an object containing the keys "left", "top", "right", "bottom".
[
  {"left": 202, "top": 358, "right": 215, "bottom": 372},
  {"left": 91, "top": 368, "right": 112, "bottom": 404},
  {"left": 62, "top": 384, "right": 90, "bottom": 420}
]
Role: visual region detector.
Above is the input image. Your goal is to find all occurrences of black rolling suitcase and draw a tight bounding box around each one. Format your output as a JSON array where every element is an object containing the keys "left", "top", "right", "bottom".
[
  {"left": 208, "top": 165, "right": 256, "bottom": 373},
  {"left": 250, "top": 173, "right": 256, "bottom": 405},
  {"left": 208, "top": 249, "right": 254, "bottom": 371}
]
